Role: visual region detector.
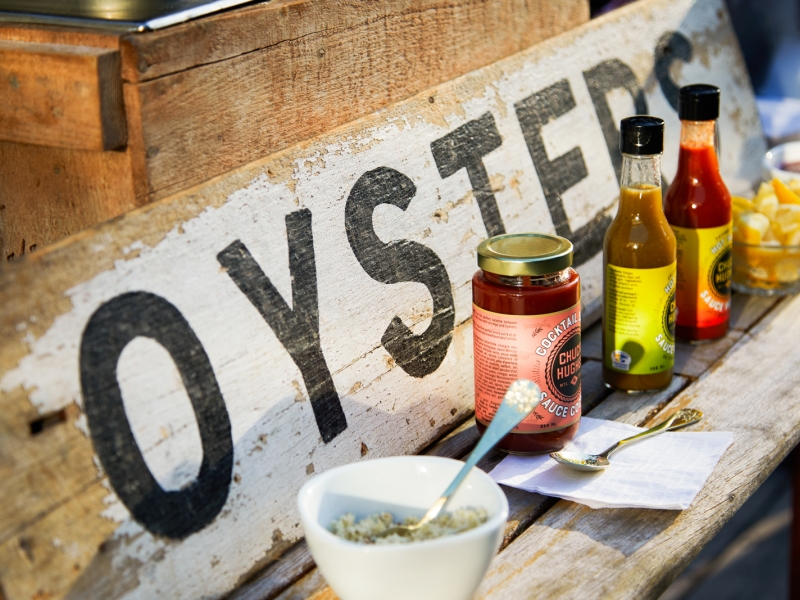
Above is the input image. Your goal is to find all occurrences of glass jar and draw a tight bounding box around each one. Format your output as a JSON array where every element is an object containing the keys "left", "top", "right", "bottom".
[{"left": 472, "top": 233, "right": 581, "bottom": 455}]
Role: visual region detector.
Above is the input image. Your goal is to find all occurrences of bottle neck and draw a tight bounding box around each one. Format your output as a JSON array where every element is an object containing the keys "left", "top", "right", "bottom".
[
  {"left": 620, "top": 153, "right": 662, "bottom": 190},
  {"left": 677, "top": 119, "right": 721, "bottom": 176},
  {"left": 680, "top": 119, "right": 717, "bottom": 150}
]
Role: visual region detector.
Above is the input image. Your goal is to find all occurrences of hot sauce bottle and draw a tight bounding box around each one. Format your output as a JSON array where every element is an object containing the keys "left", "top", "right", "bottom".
[
  {"left": 603, "top": 117, "right": 676, "bottom": 393},
  {"left": 473, "top": 234, "right": 581, "bottom": 454},
  {"left": 664, "top": 85, "right": 732, "bottom": 342}
]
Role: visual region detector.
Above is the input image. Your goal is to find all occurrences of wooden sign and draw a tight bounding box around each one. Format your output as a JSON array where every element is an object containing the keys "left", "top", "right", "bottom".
[{"left": 0, "top": 0, "right": 764, "bottom": 598}]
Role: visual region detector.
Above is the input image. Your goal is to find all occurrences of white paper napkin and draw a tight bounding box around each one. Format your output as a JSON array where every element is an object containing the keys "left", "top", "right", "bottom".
[{"left": 489, "top": 417, "right": 733, "bottom": 510}]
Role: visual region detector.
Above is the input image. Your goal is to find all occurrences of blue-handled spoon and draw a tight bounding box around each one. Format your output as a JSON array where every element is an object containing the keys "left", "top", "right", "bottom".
[{"left": 375, "top": 379, "right": 541, "bottom": 538}]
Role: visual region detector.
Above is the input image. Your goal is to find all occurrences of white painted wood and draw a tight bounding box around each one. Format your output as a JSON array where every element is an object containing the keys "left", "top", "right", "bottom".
[{"left": 0, "top": 0, "right": 765, "bottom": 598}]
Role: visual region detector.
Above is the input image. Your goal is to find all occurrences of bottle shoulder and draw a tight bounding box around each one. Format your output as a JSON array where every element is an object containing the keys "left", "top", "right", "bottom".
[{"left": 664, "top": 173, "right": 731, "bottom": 228}]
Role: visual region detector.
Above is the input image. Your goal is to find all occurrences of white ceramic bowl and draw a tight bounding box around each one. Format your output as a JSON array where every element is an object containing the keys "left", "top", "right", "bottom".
[
  {"left": 297, "top": 455, "right": 508, "bottom": 600},
  {"left": 763, "top": 141, "right": 800, "bottom": 183}
]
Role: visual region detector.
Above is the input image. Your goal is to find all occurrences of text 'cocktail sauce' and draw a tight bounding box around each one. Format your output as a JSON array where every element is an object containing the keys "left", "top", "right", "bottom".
[
  {"left": 603, "top": 116, "right": 676, "bottom": 393},
  {"left": 473, "top": 234, "right": 581, "bottom": 455},
  {"left": 664, "top": 84, "right": 732, "bottom": 342}
]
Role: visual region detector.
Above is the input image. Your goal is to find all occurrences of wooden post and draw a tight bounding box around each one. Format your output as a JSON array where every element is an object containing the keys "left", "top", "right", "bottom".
[{"left": 792, "top": 445, "right": 800, "bottom": 600}]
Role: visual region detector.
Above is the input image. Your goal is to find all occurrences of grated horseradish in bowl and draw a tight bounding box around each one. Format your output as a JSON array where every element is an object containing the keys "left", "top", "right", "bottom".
[
  {"left": 297, "top": 455, "right": 508, "bottom": 600},
  {"left": 331, "top": 507, "right": 489, "bottom": 544}
]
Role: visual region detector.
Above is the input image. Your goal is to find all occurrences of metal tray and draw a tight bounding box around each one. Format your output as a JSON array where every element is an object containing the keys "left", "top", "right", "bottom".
[{"left": 0, "top": 0, "right": 260, "bottom": 32}]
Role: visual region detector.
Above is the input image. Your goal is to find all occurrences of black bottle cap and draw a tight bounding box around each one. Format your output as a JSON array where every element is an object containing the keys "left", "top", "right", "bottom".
[
  {"left": 619, "top": 116, "right": 664, "bottom": 155},
  {"left": 679, "top": 84, "right": 720, "bottom": 121}
]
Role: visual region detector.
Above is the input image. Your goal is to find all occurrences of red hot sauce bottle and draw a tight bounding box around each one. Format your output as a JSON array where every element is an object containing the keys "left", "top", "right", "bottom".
[
  {"left": 664, "top": 84, "right": 733, "bottom": 342},
  {"left": 472, "top": 234, "right": 581, "bottom": 455}
]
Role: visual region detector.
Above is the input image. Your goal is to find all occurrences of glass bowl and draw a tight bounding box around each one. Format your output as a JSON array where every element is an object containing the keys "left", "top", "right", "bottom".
[
  {"left": 732, "top": 241, "right": 800, "bottom": 296},
  {"left": 762, "top": 141, "right": 800, "bottom": 183}
]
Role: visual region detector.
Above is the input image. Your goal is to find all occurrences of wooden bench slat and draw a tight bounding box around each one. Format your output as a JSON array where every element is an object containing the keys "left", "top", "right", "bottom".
[
  {"left": 229, "top": 540, "right": 317, "bottom": 600},
  {"left": 728, "top": 294, "right": 781, "bottom": 332},
  {"left": 582, "top": 322, "right": 745, "bottom": 379},
  {"left": 474, "top": 293, "right": 800, "bottom": 600},
  {"left": 274, "top": 569, "right": 331, "bottom": 600},
  {"left": 245, "top": 274, "right": 779, "bottom": 600}
]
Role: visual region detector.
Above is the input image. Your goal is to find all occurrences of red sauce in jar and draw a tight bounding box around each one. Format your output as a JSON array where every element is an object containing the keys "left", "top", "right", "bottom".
[{"left": 472, "top": 234, "right": 581, "bottom": 454}]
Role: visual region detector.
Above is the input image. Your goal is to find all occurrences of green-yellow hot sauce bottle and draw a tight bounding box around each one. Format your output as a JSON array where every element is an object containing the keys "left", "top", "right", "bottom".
[{"left": 603, "top": 116, "right": 677, "bottom": 393}]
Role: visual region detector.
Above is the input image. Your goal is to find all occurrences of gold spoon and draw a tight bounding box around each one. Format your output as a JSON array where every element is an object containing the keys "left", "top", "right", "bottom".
[{"left": 549, "top": 408, "right": 704, "bottom": 472}]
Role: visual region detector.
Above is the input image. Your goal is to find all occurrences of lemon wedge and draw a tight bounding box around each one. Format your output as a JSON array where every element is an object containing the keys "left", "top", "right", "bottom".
[
  {"left": 754, "top": 192, "right": 779, "bottom": 221},
  {"left": 773, "top": 178, "right": 800, "bottom": 205},
  {"left": 776, "top": 204, "right": 800, "bottom": 226},
  {"left": 733, "top": 212, "right": 770, "bottom": 244}
]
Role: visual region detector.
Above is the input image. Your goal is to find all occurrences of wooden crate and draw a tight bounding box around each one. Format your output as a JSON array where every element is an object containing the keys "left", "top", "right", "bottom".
[{"left": 0, "top": 0, "right": 588, "bottom": 261}]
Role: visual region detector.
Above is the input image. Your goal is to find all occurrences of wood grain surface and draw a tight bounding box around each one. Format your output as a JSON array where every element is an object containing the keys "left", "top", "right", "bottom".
[
  {"left": 0, "top": 40, "right": 126, "bottom": 150},
  {"left": 473, "top": 292, "right": 800, "bottom": 600},
  {"left": 124, "top": 0, "right": 589, "bottom": 199},
  {"left": 0, "top": 27, "right": 145, "bottom": 262},
  {"left": 120, "top": 0, "right": 588, "bottom": 83},
  {"left": 0, "top": 141, "right": 141, "bottom": 262},
  {"left": 0, "top": 0, "right": 586, "bottom": 265},
  {"left": 0, "top": 0, "right": 766, "bottom": 598}
]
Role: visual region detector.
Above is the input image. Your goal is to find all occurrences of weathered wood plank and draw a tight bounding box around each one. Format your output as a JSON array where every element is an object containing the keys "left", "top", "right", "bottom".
[
  {"left": 422, "top": 416, "right": 480, "bottom": 459},
  {"left": 728, "top": 292, "right": 781, "bottom": 332},
  {"left": 474, "top": 293, "right": 800, "bottom": 600},
  {"left": 0, "top": 40, "right": 126, "bottom": 150},
  {"left": 0, "top": 24, "right": 120, "bottom": 51},
  {"left": 228, "top": 540, "right": 317, "bottom": 600},
  {"left": 673, "top": 332, "right": 744, "bottom": 378},
  {"left": 581, "top": 324, "right": 603, "bottom": 361},
  {"left": 587, "top": 375, "right": 689, "bottom": 425},
  {"left": 0, "top": 28, "right": 148, "bottom": 261},
  {"left": 274, "top": 569, "right": 331, "bottom": 600},
  {"left": 0, "top": 140, "right": 142, "bottom": 262},
  {"left": 0, "top": 481, "right": 119, "bottom": 600},
  {"left": 0, "top": 0, "right": 763, "bottom": 598},
  {"left": 580, "top": 359, "right": 612, "bottom": 413},
  {"left": 0, "top": 0, "right": 586, "bottom": 259},
  {"left": 121, "top": 0, "right": 589, "bottom": 83},
  {"left": 128, "top": 0, "right": 589, "bottom": 199},
  {"left": 582, "top": 324, "right": 745, "bottom": 379}
]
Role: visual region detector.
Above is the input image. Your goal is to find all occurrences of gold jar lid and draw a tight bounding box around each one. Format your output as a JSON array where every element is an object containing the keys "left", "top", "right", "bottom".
[{"left": 477, "top": 233, "right": 573, "bottom": 276}]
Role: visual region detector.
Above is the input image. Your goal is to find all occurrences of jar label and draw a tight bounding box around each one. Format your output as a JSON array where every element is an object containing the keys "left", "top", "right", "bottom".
[
  {"left": 473, "top": 303, "right": 581, "bottom": 432},
  {"left": 672, "top": 223, "right": 732, "bottom": 328},
  {"left": 604, "top": 262, "right": 676, "bottom": 375}
]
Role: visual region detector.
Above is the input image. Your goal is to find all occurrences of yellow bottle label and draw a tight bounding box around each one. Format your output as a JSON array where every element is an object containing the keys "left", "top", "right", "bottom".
[
  {"left": 604, "top": 262, "right": 676, "bottom": 375},
  {"left": 672, "top": 223, "right": 732, "bottom": 328}
]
